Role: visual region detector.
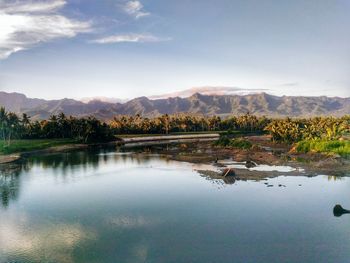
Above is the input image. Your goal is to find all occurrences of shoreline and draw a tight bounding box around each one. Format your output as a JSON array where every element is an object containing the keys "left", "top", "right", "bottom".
[
  {"left": 0, "top": 134, "right": 220, "bottom": 164},
  {"left": 1, "top": 136, "right": 349, "bottom": 178},
  {"left": 0, "top": 143, "right": 91, "bottom": 164}
]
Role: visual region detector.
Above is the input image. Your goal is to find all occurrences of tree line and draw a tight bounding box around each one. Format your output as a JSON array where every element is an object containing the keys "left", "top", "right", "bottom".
[
  {"left": 0, "top": 107, "right": 349, "bottom": 145},
  {"left": 264, "top": 116, "right": 350, "bottom": 143},
  {"left": 110, "top": 113, "right": 269, "bottom": 134},
  {"left": 0, "top": 107, "right": 114, "bottom": 145}
]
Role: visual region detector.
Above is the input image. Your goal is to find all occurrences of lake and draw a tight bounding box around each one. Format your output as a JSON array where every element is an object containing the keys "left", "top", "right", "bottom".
[{"left": 1, "top": 147, "right": 350, "bottom": 263}]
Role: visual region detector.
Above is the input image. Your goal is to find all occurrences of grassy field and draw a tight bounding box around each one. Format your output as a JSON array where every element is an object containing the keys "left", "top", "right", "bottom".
[
  {"left": 296, "top": 140, "right": 350, "bottom": 157},
  {"left": 0, "top": 139, "right": 77, "bottom": 155}
]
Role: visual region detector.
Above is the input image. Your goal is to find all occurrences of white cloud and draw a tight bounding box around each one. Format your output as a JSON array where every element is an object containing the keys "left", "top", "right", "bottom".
[
  {"left": 1, "top": 0, "right": 66, "bottom": 13},
  {"left": 91, "top": 33, "right": 170, "bottom": 44},
  {"left": 123, "top": 1, "right": 149, "bottom": 19},
  {"left": 0, "top": 0, "right": 91, "bottom": 59}
]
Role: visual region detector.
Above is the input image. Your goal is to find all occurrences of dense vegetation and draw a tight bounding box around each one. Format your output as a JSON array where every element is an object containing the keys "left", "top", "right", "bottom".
[
  {"left": 0, "top": 106, "right": 349, "bottom": 156},
  {"left": 0, "top": 107, "right": 114, "bottom": 145},
  {"left": 264, "top": 116, "right": 350, "bottom": 143},
  {"left": 110, "top": 113, "right": 269, "bottom": 134},
  {"left": 296, "top": 140, "right": 350, "bottom": 157},
  {"left": 214, "top": 137, "right": 252, "bottom": 149}
]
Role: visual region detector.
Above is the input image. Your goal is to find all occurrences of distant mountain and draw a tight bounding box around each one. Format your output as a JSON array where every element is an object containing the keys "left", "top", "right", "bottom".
[
  {"left": 24, "top": 99, "right": 115, "bottom": 120},
  {"left": 96, "top": 93, "right": 350, "bottom": 119},
  {"left": 0, "top": 91, "right": 349, "bottom": 119},
  {"left": 0, "top": 91, "right": 46, "bottom": 112},
  {"left": 0, "top": 91, "right": 114, "bottom": 119}
]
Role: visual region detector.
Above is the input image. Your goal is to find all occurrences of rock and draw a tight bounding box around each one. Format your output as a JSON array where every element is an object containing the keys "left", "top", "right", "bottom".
[
  {"left": 245, "top": 160, "right": 257, "bottom": 168},
  {"left": 333, "top": 204, "right": 350, "bottom": 217}
]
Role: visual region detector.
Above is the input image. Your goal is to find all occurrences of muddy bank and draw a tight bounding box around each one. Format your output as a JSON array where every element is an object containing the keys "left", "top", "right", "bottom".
[
  {"left": 133, "top": 138, "right": 349, "bottom": 178},
  {"left": 0, "top": 144, "right": 89, "bottom": 165},
  {"left": 0, "top": 154, "right": 21, "bottom": 164}
]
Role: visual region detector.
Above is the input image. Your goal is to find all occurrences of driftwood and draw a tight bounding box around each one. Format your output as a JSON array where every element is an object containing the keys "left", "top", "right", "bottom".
[{"left": 222, "top": 168, "right": 236, "bottom": 177}]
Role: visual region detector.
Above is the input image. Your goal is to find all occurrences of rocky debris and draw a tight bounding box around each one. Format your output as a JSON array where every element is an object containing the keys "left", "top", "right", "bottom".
[{"left": 245, "top": 160, "right": 257, "bottom": 168}]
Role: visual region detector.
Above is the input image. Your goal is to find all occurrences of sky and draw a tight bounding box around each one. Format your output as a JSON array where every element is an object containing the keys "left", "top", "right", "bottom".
[{"left": 0, "top": 0, "right": 349, "bottom": 100}]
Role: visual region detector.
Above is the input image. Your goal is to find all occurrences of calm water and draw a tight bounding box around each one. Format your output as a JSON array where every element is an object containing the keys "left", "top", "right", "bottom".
[{"left": 1, "top": 148, "right": 350, "bottom": 263}]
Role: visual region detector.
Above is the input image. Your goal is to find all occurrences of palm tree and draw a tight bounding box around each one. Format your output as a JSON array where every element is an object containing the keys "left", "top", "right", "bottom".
[
  {"left": 0, "top": 107, "right": 8, "bottom": 142},
  {"left": 6, "top": 112, "right": 20, "bottom": 145}
]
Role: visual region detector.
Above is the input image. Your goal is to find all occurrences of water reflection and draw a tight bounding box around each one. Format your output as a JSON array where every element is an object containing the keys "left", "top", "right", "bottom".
[
  {"left": 0, "top": 163, "right": 26, "bottom": 208},
  {"left": 1, "top": 148, "right": 350, "bottom": 263},
  {"left": 0, "top": 218, "right": 96, "bottom": 263},
  {"left": 333, "top": 205, "right": 350, "bottom": 217},
  {"left": 328, "top": 176, "right": 345, "bottom": 181}
]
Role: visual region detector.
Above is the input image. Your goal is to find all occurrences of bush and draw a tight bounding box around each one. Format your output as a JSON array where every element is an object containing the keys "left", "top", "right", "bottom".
[
  {"left": 296, "top": 139, "right": 350, "bottom": 157},
  {"left": 214, "top": 136, "right": 252, "bottom": 149},
  {"left": 230, "top": 139, "right": 252, "bottom": 149},
  {"left": 214, "top": 135, "right": 231, "bottom": 146}
]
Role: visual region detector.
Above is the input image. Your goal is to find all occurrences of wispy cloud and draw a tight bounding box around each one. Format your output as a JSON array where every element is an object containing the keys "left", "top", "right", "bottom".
[
  {"left": 1, "top": 0, "right": 66, "bottom": 13},
  {"left": 150, "top": 86, "right": 270, "bottom": 99},
  {"left": 123, "top": 1, "right": 149, "bottom": 19},
  {"left": 0, "top": 0, "right": 91, "bottom": 59},
  {"left": 279, "top": 82, "right": 299, "bottom": 87},
  {"left": 90, "top": 33, "right": 170, "bottom": 44}
]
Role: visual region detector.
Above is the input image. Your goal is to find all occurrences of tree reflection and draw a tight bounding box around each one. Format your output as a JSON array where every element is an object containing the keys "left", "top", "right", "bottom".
[
  {"left": 0, "top": 150, "right": 103, "bottom": 209},
  {"left": 0, "top": 163, "right": 24, "bottom": 208},
  {"left": 0, "top": 148, "right": 161, "bottom": 209},
  {"left": 327, "top": 176, "right": 344, "bottom": 181}
]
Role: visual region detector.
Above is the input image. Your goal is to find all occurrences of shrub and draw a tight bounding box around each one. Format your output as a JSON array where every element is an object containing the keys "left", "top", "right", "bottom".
[
  {"left": 296, "top": 139, "right": 350, "bottom": 157},
  {"left": 230, "top": 139, "right": 252, "bottom": 149},
  {"left": 214, "top": 135, "right": 231, "bottom": 147},
  {"left": 214, "top": 136, "right": 252, "bottom": 149}
]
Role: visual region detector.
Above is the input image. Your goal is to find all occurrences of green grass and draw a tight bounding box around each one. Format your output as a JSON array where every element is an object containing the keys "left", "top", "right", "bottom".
[
  {"left": 0, "top": 139, "right": 77, "bottom": 155},
  {"left": 230, "top": 139, "right": 253, "bottom": 149},
  {"left": 296, "top": 139, "right": 350, "bottom": 157}
]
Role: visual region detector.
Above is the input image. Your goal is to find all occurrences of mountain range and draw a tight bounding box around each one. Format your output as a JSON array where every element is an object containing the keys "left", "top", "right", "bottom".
[{"left": 0, "top": 91, "right": 349, "bottom": 120}]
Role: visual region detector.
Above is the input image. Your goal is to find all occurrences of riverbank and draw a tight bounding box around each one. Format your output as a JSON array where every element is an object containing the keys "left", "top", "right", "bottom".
[
  {"left": 0, "top": 139, "right": 89, "bottom": 164},
  {"left": 1, "top": 135, "right": 349, "bottom": 175},
  {"left": 144, "top": 135, "right": 350, "bottom": 177},
  {"left": 0, "top": 134, "right": 220, "bottom": 164},
  {"left": 0, "top": 139, "right": 79, "bottom": 155}
]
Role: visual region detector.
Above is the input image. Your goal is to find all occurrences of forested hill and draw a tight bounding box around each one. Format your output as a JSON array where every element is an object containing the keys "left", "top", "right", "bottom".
[{"left": 0, "top": 91, "right": 349, "bottom": 119}]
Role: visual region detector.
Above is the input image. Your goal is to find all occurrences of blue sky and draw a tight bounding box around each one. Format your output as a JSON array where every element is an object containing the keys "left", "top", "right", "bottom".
[{"left": 0, "top": 0, "right": 349, "bottom": 99}]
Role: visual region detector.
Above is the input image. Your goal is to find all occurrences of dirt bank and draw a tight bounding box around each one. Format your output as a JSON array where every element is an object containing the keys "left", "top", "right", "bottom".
[
  {"left": 0, "top": 154, "right": 21, "bottom": 164},
  {"left": 0, "top": 144, "right": 89, "bottom": 165}
]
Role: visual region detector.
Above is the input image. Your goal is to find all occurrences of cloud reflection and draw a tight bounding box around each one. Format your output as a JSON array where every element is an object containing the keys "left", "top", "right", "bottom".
[{"left": 0, "top": 217, "right": 96, "bottom": 263}]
